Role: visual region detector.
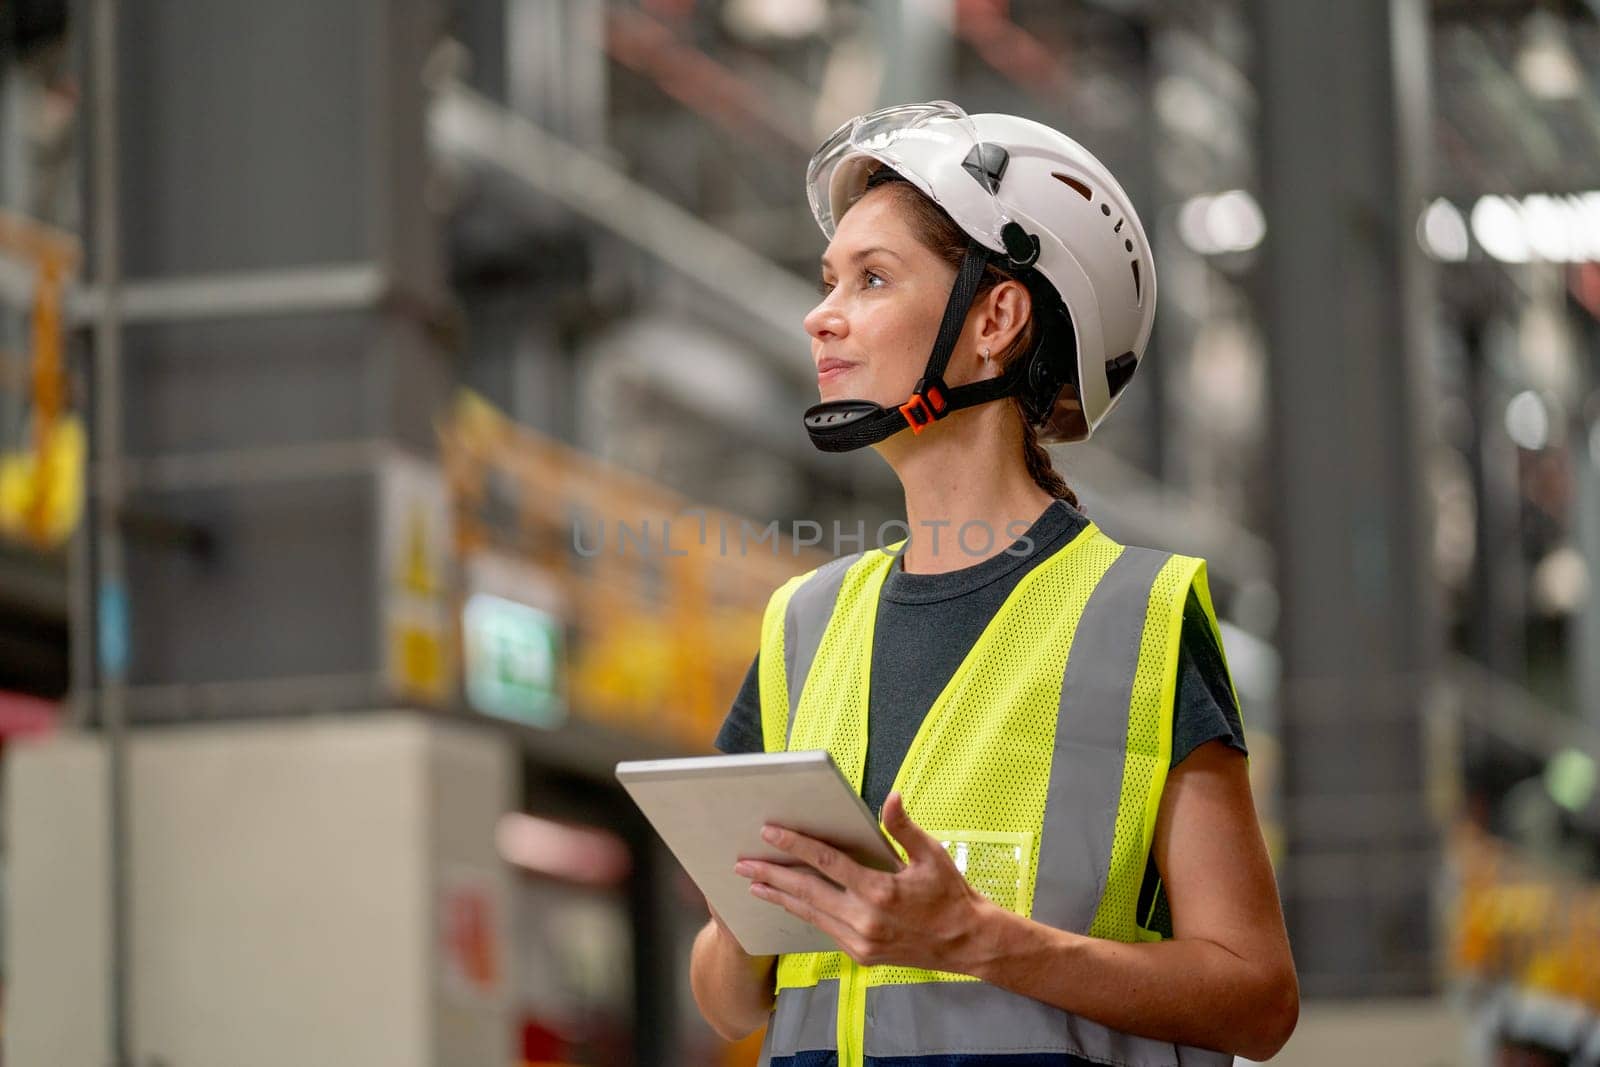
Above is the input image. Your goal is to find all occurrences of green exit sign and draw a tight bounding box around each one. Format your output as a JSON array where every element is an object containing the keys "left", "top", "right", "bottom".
[{"left": 463, "top": 593, "right": 564, "bottom": 728}]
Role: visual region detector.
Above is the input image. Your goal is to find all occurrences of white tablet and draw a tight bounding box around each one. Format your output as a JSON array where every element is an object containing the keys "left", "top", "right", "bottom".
[{"left": 616, "top": 749, "right": 902, "bottom": 955}]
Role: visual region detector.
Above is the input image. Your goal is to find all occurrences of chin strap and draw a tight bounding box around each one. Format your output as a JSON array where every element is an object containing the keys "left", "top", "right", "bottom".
[
  {"left": 802, "top": 360, "right": 1030, "bottom": 452},
  {"left": 804, "top": 225, "right": 1041, "bottom": 453}
]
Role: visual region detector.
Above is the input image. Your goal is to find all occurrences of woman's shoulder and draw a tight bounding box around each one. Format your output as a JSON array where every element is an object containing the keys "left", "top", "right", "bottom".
[
  {"left": 767, "top": 544, "right": 893, "bottom": 600},
  {"left": 1092, "top": 529, "right": 1214, "bottom": 585},
  {"left": 1064, "top": 524, "right": 1212, "bottom": 586},
  {"left": 759, "top": 547, "right": 889, "bottom": 633}
]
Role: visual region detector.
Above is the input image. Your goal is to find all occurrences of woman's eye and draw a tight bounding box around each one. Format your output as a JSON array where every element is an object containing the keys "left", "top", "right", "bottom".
[{"left": 815, "top": 271, "right": 883, "bottom": 297}]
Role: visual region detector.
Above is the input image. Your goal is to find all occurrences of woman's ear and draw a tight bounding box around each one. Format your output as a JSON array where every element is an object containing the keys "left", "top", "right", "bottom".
[{"left": 976, "top": 280, "right": 1032, "bottom": 360}]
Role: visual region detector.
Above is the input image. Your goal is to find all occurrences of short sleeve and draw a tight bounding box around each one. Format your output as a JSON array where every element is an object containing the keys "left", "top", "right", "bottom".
[
  {"left": 1170, "top": 586, "right": 1247, "bottom": 767},
  {"left": 1139, "top": 586, "right": 1248, "bottom": 937},
  {"left": 713, "top": 653, "right": 765, "bottom": 754}
]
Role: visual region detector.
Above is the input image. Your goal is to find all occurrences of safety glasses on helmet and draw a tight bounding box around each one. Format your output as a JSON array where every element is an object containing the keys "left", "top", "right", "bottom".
[{"left": 805, "top": 100, "right": 1014, "bottom": 253}]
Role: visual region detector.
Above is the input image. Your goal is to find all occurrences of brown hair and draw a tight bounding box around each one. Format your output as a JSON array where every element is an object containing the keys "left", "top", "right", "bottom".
[{"left": 860, "top": 168, "right": 1079, "bottom": 508}]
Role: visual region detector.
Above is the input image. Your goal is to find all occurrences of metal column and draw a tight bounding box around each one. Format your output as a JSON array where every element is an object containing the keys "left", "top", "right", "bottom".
[
  {"left": 1250, "top": 0, "right": 1440, "bottom": 995},
  {"left": 88, "top": 2, "right": 132, "bottom": 1061},
  {"left": 1576, "top": 382, "right": 1600, "bottom": 730},
  {"left": 870, "top": 0, "right": 956, "bottom": 106},
  {"left": 83, "top": 0, "right": 452, "bottom": 717}
]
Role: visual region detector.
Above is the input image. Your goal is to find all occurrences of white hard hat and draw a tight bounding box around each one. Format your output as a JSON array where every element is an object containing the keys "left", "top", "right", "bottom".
[{"left": 804, "top": 100, "right": 1155, "bottom": 446}]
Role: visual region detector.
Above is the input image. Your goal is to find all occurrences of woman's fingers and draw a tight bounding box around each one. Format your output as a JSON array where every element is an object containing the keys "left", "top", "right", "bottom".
[
  {"left": 747, "top": 881, "right": 864, "bottom": 957},
  {"left": 880, "top": 792, "right": 945, "bottom": 864},
  {"left": 758, "top": 823, "right": 880, "bottom": 894},
  {"left": 736, "top": 858, "right": 853, "bottom": 919}
]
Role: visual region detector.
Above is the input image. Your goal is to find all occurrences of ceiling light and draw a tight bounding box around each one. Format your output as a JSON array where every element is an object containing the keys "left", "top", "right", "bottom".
[
  {"left": 1207, "top": 190, "right": 1266, "bottom": 253},
  {"left": 724, "top": 0, "right": 827, "bottom": 40},
  {"left": 1532, "top": 545, "right": 1588, "bottom": 615},
  {"left": 1516, "top": 11, "right": 1584, "bottom": 101},
  {"left": 1471, "top": 196, "right": 1532, "bottom": 264},
  {"left": 1177, "top": 190, "right": 1266, "bottom": 256},
  {"left": 1178, "top": 195, "right": 1218, "bottom": 255},
  {"left": 1505, "top": 389, "right": 1550, "bottom": 451},
  {"left": 1522, "top": 195, "right": 1574, "bottom": 262},
  {"left": 1418, "top": 198, "right": 1469, "bottom": 261}
]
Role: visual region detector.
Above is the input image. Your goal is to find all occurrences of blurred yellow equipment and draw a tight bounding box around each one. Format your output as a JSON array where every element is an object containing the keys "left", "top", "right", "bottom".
[
  {"left": 0, "top": 412, "right": 84, "bottom": 545},
  {"left": 0, "top": 208, "right": 83, "bottom": 549}
]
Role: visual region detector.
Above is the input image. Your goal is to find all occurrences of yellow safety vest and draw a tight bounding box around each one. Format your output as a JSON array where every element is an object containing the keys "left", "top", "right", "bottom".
[{"left": 754, "top": 521, "right": 1237, "bottom": 1067}]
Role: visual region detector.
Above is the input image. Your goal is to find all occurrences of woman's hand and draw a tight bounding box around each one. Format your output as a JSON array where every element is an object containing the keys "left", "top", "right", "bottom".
[{"left": 734, "top": 791, "right": 996, "bottom": 973}]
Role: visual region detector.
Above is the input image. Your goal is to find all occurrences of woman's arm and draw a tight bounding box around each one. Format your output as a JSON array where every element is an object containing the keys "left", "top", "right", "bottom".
[
  {"left": 738, "top": 741, "right": 1298, "bottom": 1061},
  {"left": 689, "top": 906, "right": 778, "bottom": 1041}
]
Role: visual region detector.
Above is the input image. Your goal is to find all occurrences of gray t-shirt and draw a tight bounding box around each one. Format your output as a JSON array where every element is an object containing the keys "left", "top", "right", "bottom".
[{"left": 714, "top": 499, "right": 1246, "bottom": 817}]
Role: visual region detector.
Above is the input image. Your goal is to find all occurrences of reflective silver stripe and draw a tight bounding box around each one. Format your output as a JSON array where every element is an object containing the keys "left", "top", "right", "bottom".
[
  {"left": 865, "top": 981, "right": 1231, "bottom": 1066},
  {"left": 781, "top": 552, "right": 861, "bottom": 745},
  {"left": 757, "top": 980, "right": 840, "bottom": 1064},
  {"left": 1034, "top": 546, "right": 1169, "bottom": 934}
]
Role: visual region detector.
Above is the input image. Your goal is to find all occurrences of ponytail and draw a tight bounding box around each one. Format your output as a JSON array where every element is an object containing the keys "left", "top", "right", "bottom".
[{"left": 1017, "top": 405, "right": 1079, "bottom": 509}]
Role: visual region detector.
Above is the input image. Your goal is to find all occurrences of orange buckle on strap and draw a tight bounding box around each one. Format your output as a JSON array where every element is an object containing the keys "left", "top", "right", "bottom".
[{"left": 898, "top": 386, "right": 946, "bottom": 434}]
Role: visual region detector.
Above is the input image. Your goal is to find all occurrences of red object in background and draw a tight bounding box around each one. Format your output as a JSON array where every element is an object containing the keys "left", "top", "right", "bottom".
[
  {"left": 0, "top": 691, "right": 57, "bottom": 737},
  {"left": 521, "top": 1017, "right": 569, "bottom": 1063},
  {"left": 443, "top": 884, "right": 500, "bottom": 992},
  {"left": 1572, "top": 261, "right": 1600, "bottom": 322}
]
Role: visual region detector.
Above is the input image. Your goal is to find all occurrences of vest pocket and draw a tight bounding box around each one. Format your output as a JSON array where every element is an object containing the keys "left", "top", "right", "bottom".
[{"left": 933, "top": 829, "right": 1035, "bottom": 917}]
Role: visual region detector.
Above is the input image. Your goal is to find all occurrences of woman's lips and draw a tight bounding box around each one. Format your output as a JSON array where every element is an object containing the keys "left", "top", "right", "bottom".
[{"left": 816, "top": 358, "right": 858, "bottom": 384}]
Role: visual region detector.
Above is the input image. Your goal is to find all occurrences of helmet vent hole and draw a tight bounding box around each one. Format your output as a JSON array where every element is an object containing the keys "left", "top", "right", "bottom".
[
  {"left": 1124, "top": 238, "right": 1134, "bottom": 252},
  {"left": 1130, "top": 260, "right": 1142, "bottom": 305},
  {"left": 1114, "top": 218, "right": 1124, "bottom": 233},
  {"left": 1054, "top": 173, "right": 1094, "bottom": 201}
]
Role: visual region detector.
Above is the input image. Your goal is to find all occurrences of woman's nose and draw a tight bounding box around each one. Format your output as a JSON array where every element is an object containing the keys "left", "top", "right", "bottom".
[{"left": 804, "top": 299, "right": 847, "bottom": 342}]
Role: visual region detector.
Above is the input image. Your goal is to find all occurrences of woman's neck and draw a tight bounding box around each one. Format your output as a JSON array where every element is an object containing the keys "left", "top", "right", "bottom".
[{"left": 878, "top": 408, "right": 1057, "bottom": 576}]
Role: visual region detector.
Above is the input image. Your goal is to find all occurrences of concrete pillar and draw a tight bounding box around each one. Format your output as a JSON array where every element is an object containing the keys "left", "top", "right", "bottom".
[
  {"left": 1250, "top": 0, "right": 1440, "bottom": 995},
  {"left": 84, "top": 0, "right": 455, "bottom": 715}
]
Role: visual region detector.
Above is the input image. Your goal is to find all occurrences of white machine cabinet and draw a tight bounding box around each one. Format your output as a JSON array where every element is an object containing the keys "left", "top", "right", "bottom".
[{"left": 4, "top": 712, "right": 515, "bottom": 1067}]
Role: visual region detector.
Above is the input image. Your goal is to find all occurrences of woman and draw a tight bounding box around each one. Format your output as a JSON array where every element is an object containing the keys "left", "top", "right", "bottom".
[{"left": 690, "top": 102, "right": 1297, "bottom": 1066}]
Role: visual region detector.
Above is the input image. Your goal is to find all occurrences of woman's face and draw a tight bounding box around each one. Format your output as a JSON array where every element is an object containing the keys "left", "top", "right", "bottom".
[{"left": 805, "top": 185, "right": 957, "bottom": 407}]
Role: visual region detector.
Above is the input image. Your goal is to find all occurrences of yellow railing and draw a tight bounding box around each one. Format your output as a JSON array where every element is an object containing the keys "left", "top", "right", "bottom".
[{"left": 442, "top": 391, "right": 826, "bottom": 749}]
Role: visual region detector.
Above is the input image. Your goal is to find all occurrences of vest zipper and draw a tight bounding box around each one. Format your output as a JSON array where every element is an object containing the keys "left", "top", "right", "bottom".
[{"left": 835, "top": 957, "right": 867, "bottom": 1067}]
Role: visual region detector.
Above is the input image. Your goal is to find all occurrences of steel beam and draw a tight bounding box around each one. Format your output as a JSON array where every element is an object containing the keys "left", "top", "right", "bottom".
[{"left": 428, "top": 76, "right": 817, "bottom": 377}]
